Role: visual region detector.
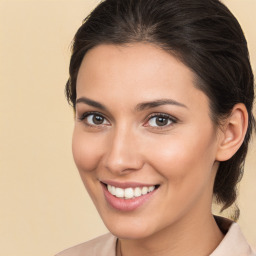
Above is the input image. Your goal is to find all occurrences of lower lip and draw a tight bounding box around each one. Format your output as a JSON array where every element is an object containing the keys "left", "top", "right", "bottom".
[{"left": 101, "top": 183, "right": 158, "bottom": 211}]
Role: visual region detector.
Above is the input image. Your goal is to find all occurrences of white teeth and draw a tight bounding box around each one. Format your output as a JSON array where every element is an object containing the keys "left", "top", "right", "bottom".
[
  {"left": 134, "top": 187, "right": 142, "bottom": 197},
  {"left": 148, "top": 186, "right": 155, "bottom": 192},
  {"left": 124, "top": 188, "right": 133, "bottom": 199},
  {"left": 115, "top": 187, "right": 124, "bottom": 198},
  {"left": 107, "top": 184, "right": 156, "bottom": 199},
  {"left": 141, "top": 186, "right": 148, "bottom": 195},
  {"left": 111, "top": 186, "right": 116, "bottom": 196}
]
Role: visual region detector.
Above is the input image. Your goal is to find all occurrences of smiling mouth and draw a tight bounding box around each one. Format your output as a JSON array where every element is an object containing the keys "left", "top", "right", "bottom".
[{"left": 102, "top": 183, "right": 160, "bottom": 199}]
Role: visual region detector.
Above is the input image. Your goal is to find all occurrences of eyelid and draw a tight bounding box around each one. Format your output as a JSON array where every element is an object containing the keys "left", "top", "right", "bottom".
[
  {"left": 78, "top": 111, "right": 111, "bottom": 126},
  {"left": 77, "top": 111, "right": 178, "bottom": 129},
  {"left": 143, "top": 112, "right": 178, "bottom": 128},
  {"left": 78, "top": 111, "right": 102, "bottom": 120}
]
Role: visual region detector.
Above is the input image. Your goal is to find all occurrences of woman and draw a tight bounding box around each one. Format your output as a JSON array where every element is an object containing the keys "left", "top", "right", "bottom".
[{"left": 57, "top": 0, "right": 255, "bottom": 255}]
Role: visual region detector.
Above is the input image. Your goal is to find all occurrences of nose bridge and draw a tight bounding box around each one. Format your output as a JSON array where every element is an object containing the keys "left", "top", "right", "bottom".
[{"left": 104, "top": 123, "right": 142, "bottom": 173}]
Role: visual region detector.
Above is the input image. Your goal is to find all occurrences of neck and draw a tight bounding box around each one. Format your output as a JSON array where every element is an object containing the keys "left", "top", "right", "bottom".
[{"left": 118, "top": 213, "right": 224, "bottom": 256}]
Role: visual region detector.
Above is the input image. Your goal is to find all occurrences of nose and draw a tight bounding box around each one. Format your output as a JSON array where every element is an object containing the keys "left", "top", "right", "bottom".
[{"left": 104, "top": 126, "right": 144, "bottom": 175}]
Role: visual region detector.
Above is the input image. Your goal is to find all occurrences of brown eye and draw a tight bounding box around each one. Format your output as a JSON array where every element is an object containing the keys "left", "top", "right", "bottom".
[
  {"left": 83, "top": 113, "right": 110, "bottom": 126},
  {"left": 93, "top": 115, "right": 104, "bottom": 124},
  {"left": 147, "top": 114, "right": 175, "bottom": 128},
  {"left": 155, "top": 117, "right": 169, "bottom": 126}
]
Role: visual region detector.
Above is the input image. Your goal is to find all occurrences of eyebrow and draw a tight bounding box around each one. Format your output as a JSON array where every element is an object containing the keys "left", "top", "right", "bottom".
[
  {"left": 76, "top": 97, "right": 187, "bottom": 111},
  {"left": 76, "top": 97, "right": 107, "bottom": 110},
  {"left": 135, "top": 99, "right": 188, "bottom": 111}
]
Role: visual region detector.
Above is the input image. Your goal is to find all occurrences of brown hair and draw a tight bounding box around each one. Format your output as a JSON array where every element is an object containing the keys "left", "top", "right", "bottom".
[{"left": 66, "top": 0, "right": 255, "bottom": 219}]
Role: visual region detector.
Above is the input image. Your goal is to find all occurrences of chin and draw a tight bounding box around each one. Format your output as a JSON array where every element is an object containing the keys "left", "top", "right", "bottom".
[
  {"left": 102, "top": 216, "right": 158, "bottom": 240},
  {"left": 110, "top": 228, "right": 152, "bottom": 240}
]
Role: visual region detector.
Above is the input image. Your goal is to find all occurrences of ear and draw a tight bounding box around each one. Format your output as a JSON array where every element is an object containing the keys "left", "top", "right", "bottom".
[{"left": 216, "top": 103, "right": 248, "bottom": 161}]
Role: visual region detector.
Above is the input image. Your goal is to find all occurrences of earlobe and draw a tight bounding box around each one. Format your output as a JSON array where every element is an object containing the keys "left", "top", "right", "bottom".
[{"left": 216, "top": 103, "right": 248, "bottom": 161}]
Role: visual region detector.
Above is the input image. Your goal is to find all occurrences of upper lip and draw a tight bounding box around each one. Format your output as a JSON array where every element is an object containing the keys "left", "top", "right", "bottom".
[{"left": 100, "top": 180, "right": 159, "bottom": 189}]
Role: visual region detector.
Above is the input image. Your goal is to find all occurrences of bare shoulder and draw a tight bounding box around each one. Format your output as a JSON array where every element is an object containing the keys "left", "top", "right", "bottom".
[{"left": 55, "top": 233, "right": 117, "bottom": 256}]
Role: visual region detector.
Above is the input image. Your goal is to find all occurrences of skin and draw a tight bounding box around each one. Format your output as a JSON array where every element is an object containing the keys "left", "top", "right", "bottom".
[{"left": 72, "top": 43, "right": 247, "bottom": 256}]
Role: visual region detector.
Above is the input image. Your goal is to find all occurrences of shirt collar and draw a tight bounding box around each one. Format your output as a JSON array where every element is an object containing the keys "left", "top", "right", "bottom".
[{"left": 210, "top": 216, "right": 255, "bottom": 256}]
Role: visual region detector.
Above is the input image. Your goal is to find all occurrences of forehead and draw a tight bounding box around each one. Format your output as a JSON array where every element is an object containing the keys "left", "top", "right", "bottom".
[{"left": 76, "top": 43, "right": 209, "bottom": 112}]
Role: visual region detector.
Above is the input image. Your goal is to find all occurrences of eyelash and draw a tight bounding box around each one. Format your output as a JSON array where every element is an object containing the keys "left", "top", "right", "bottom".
[
  {"left": 78, "top": 111, "right": 178, "bottom": 129},
  {"left": 144, "top": 113, "right": 178, "bottom": 129},
  {"left": 78, "top": 111, "right": 110, "bottom": 128}
]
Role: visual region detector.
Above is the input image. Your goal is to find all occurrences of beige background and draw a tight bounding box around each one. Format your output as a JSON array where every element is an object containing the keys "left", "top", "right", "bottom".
[{"left": 0, "top": 1, "right": 255, "bottom": 255}]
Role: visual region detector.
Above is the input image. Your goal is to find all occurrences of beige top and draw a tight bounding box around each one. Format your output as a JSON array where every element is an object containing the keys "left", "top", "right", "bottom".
[{"left": 56, "top": 217, "right": 255, "bottom": 256}]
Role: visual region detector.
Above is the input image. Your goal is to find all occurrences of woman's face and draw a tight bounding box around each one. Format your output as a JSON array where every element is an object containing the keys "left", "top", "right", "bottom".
[{"left": 73, "top": 43, "right": 220, "bottom": 239}]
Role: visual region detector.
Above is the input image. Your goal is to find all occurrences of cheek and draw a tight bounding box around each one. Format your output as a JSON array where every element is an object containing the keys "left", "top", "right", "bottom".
[
  {"left": 145, "top": 134, "right": 217, "bottom": 218},
  {"left": 146, "top": 127, "right": 217, "bottom": 186},
  {"left": 72, "top": 128, "right": 106, "bottom": 205},
  {"left": 72, "top": 128, "right": 103, "bottom": 173}
]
